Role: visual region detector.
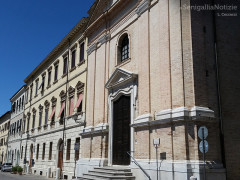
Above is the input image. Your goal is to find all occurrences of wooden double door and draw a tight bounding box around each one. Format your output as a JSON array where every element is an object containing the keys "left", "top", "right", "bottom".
[{"left": 112, "top": 95, "right": 131, "bottom": 165}]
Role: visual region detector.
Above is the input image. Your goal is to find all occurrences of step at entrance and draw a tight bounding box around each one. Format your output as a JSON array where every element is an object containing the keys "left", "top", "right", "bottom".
[{"left": 78, "top": 166, "right": 135, "bottom": 180}]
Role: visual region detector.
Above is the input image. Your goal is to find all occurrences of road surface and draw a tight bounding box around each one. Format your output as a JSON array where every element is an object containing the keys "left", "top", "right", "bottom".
[{"left": 0, "top": 171, "right": 53, "bottom": 180}]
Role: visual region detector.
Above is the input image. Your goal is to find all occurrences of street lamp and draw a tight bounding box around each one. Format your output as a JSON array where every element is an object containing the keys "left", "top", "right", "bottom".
[{"left": 153, "top": 138, "right": 160, "bottom": 180}]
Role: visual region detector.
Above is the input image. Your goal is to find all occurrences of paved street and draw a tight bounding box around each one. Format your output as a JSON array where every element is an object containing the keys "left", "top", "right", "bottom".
[{"left": 0, "top": 171, "right": 53, "bottom": 180}]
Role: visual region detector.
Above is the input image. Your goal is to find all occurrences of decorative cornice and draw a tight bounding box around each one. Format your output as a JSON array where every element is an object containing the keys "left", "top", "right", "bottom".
[
  {"left": 98, "top": 34, "right": 111, "bottom": 45},
  {"left": 87, "top": 43, "right": 97, "bottom": 55},
  {"left": 136, "top": 0, "right": 150, "bottom": 17},
  {"left": 80, "top": 123, "right": 109, "bottom": 137},
  {"left": 131, "top": 106, "right": 216, "bottom": 128}
]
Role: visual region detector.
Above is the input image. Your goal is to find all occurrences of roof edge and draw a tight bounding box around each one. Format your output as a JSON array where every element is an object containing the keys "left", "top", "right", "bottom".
[{"left": 24, "top": 17, "right": 89, "bottom": 83}]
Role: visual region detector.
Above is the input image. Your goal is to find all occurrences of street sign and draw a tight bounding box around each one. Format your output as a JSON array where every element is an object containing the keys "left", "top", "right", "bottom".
[
  {"left": 198, "top": 126, "right": 208, "bottom": 140},
  {"left": 199, "top": 140, "right": 209, "bottom": 153},
  {"left": 74, "top": 143, "right": 80, "bottom": 151}
]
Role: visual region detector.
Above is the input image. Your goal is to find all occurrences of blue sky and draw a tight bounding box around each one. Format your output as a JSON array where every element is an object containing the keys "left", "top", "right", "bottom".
[{"left": 0, "top": 0, "right": 95, "bottom": 116}]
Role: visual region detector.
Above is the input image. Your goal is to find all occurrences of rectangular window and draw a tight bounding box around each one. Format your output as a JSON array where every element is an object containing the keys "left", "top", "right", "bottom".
[
  {"left": 26, "top": 89, "right": 29, "bottom": 103},
  {"left": 80, "top": 42, "right": 85, "bottom": 62},
  {"left": 27, "top": 116, "right": 30, "bottom": 131},
  {"left": 75, "top": 138, "right": 80, "bottom": 160},
  {"left": 49, "top": 142, "right": 53, "bottom": 160},
  {"left": 41, "top": 76, "right": 45, "bottom": 92},
  {"left": 66, "top": 139, "right": 71, "bottom": 160},
  {"left": 30, "top": 85, "right": 33, "bottom": 100},
  {"left": 63, "top": 57, "right": 68, "bottom": 74},
  {"left": 71, "top": 50, "right": 76, "bottom": 68},
  {"left": 16, "top": 121, "right": 19, "bottom": 133},
  {"left": 39, "top": 111, "right": 42, "bottom": 127},
  {"left": 36, "top": 144, "right": 39, "bottom": 160},
  {"left": 45, "top": 108, "right": 49, "bottom": 125},
  {"left": 12, "top": 102, "right": 16, "bottom": 112},
  {"left": 18, "top": 119, "right": 22, "bottom": 132},
  {"left": 22, "top": 96, "right": 24, "bottom": 108},
  {"left": 69, "top": 97, "right": 74, "bottom": 116},
  {"left": 48, "top": 70, "right": 51, "bottom": 86},
  {"left": 32, "top": 114, "right": 36, "bottom": 129},
  {"left": 42, "top": 143, "right": 45, "bottom": 160},
  {"left": 35, "top": 81, "right": 38, "bottom": 96},
  {"left": 54, "top": 65, "right": 58, "bottom": 81},
  {"left": 21, "top": 146, "right": 23, "bottom": 159},
  {"left": 76, "top": 93, "right": 83, "bottom": 113}
]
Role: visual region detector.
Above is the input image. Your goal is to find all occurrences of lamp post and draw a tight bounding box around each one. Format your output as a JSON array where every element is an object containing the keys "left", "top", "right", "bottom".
[{"left": 153, "top": 138, "right": 160, "bottom": 180}]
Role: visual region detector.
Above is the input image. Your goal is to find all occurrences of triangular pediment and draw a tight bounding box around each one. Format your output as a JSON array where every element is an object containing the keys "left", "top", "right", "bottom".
[{"left": 105, "top": 68, "right": 137, "bottom": 89}]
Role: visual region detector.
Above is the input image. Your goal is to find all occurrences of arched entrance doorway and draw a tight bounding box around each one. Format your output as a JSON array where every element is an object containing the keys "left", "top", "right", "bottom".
[
  {"left": 57, "top": 139, "right": 64, "bottom": 177},
  {"left": 112, "top": 95, "right": 131, "bottom": 165}
]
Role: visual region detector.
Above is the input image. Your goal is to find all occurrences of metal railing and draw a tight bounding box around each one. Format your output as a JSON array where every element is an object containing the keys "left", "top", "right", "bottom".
[{"left": 127, "top": 151, "right": 151, "bottom": 180}]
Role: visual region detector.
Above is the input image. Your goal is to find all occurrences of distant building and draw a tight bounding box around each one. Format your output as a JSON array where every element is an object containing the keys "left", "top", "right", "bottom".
[
  {"left": 21, "top": 17, "right": 88, "bottom": 179},
  {"left": 0, "top": 111, "right": 10, "bottom": 164},
  {"left": 7, "top": 86, "right": 25, "bottom": 166}
]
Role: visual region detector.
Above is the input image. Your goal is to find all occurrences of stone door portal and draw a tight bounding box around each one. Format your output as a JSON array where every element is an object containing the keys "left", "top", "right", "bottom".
[{"left": 112, "top": 95, "right": 131, "bottom": 165}]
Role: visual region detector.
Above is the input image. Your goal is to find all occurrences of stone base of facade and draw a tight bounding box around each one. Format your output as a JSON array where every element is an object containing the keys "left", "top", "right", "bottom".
[
  {"left": 76, "top": 159, "right": 225, "bottom": 180},
  {"left": 131, "top": 160, "right": 226, "bottom": 180}
]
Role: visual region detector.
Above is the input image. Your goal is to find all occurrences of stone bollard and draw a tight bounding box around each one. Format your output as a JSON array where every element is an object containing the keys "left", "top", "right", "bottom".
[
  {"left": 190, "top": 176, "right": 197, "bottom": 180},
  {"left": 56, "top": 168, "right": 60, "bottom": 179},
  {"left": 47, "top": 167, "right": 51, "bottom": 178}
]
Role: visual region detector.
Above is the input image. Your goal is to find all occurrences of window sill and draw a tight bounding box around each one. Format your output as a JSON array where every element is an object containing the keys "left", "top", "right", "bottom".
[
  {"left": 78, "top": 60, "right": 85, "bottom": 66},
  {"left": 53, "top": 80, "right": 58, "bottom": 84},
  {"left": 116, "top": 58, "right": 131, "bottom": 68},
  {"left": 70, "top": 66, "right": 76, "bottom": 72},
  {"left": 46, "top": 85, "right": 51, "bottom": 89},
  {"left": 62, "top": 73, "right": 67, "bottom": 78}
]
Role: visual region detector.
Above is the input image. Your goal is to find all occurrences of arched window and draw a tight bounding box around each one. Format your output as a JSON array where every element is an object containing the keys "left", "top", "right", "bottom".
[{"left": 120, "top": 35, "right": 129, "bottom": 61}]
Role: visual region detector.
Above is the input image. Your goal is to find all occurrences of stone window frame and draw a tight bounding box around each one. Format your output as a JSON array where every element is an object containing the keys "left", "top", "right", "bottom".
[
  {"left": 62, "top": 52, "right": 68, "bottom": 77},
  {"left": 68, "top": 86, "right": 75, "bottom": 116},
  {"left": 50, "top": 96, "right": 57, "bottom": 125},
  {"left": 78, "top": 40, "right": 85, "bottom": 66},
  {"left": 44, "top": 100, "right": 50, "bottom": 128},
  {"left": 26, "top": 112, "right": 31, "bottom": 133},
  {"left": 53, "top": 60, "right": 59, "bottom": 84},
  {"left": 30, "top": 84, "right": 33, "bottom": 101},
  {"left": 31, "top": 108, "right": 36, "bottom": 132},
  {"left": 70, "top": 43, "right": 77, "bottom": 71},
  {"left": 25, "top": 88, "right": 29, "bottom": 104},
  {"left": 59, "top": 90, "right": 66, "bottom": 124},
  {"left": 47, "top": 66, "right": 52, "bottom": 88},
  {"left": 41, "top": 72, "right": 46, "bottom": 95},
  {"left": 35, "top": 78, "right": 39, "bottom": 97},
  {"left": 38, "top": 104, "right": 43, "bottom": 130},
  {"left": 75, "top": 81, "right": 85, "bottom": 114},
  {"left": 116, "top": 31, "right": 131, "bottom": 66}
]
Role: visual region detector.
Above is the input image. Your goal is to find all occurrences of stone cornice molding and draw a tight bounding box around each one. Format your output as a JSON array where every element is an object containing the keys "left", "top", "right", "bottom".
[
  {"left": 136, "top": 0, "right": 150, "bottom": 17},
  {"left": 131, "top": 106, "right": 216, "bottom": 128},
  {"left": 87, "top": 43, "right": 97, "bottom": 55},
  {"left": 80, "top": 123, "right": 109, "bottom": 137},
  {"left": 98, "top": 34, "right": 111, "bottom": 46}
]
